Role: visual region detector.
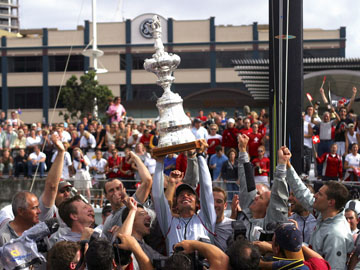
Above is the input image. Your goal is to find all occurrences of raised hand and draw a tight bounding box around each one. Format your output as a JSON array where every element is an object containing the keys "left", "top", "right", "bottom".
[
  {"left": 51, "top": 133, "right": 65, "bottom": 152},
  {"left": 238, "top": 134, "right": 249, "bottom": 151},
  {"left": 277, "top": 146, "right": 292, "bottom": 165},
  {"left": 169, "top": 170, "right": 184, "bottom": 184}
]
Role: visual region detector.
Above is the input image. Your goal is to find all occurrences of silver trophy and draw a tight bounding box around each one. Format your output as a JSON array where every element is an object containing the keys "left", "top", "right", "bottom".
[{"left": 144, "top": 15, "right": 199, "bottom": 156}]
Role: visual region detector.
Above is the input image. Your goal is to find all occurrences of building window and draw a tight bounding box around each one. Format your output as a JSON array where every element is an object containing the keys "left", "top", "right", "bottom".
[
  {"left": 175, "top": 52, "right": 211, "bottom": 69},
  {"left": 122, "top": 83, "right": 212, "bottom": 101},
  {"left": 304, "top": 49, "right": 341, "bottom": 58},
  {"left": 49, "top": 55, "right": 84, "bottom": 72},
  {"left": 8, "top": 56, "right": 42, "bottom": 72},
  {"left": 120, "top": 53, "right": 153, "bottom": 70},
  {"left": 9, "top": 87, "right": 42, "bottom": 109},
  {"left": 49, "top": 86, "right": 64, "bottom": 108}
]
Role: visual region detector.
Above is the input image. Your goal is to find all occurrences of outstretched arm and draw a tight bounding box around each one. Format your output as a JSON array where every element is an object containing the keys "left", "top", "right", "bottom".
[
  {"left": 346, "top": 86, "right": 357, "bottom": 112},
  {"left": 237, "top": 134, "right": 256, "bottom": 209},
  {"left": 41, "top": 134, "right": 65, "bottom": 208},
  {"left": 264, "top": 147, "right": 291, "bottom": 229},
  {"left": 198, "top": 140, "right": 216, "bottom": 233},
  {"left": 118, "top": 197, "right": 137, "bottom": 235},
  {"left": 153, "top": 158, "right": 172, "bottom": 237},
  {"left": 132, "top": 151, "right": 153, "bottom": 204}
]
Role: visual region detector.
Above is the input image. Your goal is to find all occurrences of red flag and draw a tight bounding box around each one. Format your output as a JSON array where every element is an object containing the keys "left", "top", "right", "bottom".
[
  {"left": 312, "top": 135, "right": 320, "bottom": 145},
  {"left": 306, "top": 93, "right": 313, "bottom": 102},
  {"left": 321, "top": 76, "right": 326, "bottom": 88}
]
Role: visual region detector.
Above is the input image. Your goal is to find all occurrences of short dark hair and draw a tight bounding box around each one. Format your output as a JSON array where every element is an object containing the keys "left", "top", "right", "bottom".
[
  {"left": 345, "top": 208, "right": 359, "bottom": 220},
  {"left": 215, "top": 145, "right": 222, "bottom": 152},
  {"left": 86, "top": 238, "right": 114, "bottom": 270},
  {"left": 58, "top": 195, "right": 83, "bottom": 228},
  {"left": 48, "top": 241, "right": 81, "bottom": 270},
  {"left": 227, "top": 238, "right": 260, "bottom": 270},
  {"left": 323, "top": 181, "right": 349, "bottom": 210}
]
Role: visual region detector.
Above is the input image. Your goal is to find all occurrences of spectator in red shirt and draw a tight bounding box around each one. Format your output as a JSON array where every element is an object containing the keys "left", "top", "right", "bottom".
[
  {"left": 196, "top": 109, "right": 208, "bottom": 122},
  {"left": 221, "top": 118, "right": 239, "bottom": 155},
  {"left": 106, "top": 149, "right": 122, "bottom": 179},
  {"left": 247, "top": 122, "right": 264, "bottom": 160},
  {"left": 139, "top": 129, "right": 153, "bottom": 150},
  {"left": 239, "top": 117, "right": 253, "bottom": 137},
  {"left": 119, "top": 147, "right": 134, "bottom": 179},
  {"left": 207, "top": 124, "right": 222, "bottom": 157},
  {"left": 252, "top": 145, "right": 270, "bottom": 186},
  {"left": 315, "top": 143, "right": 343, "bottom": 181}
]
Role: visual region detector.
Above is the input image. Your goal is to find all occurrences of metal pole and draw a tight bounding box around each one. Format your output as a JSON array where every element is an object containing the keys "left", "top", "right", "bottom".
[{"left": 92, "top": 0, "right": 98, "bottom": 79}]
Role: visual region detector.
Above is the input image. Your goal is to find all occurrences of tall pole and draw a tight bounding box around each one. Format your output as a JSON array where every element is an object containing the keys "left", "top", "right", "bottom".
[
  {"left": 269, "top": 0, "right": 304, "bottom": 175},
  {"left": 92, "top": 0, "right": 98, "bottom": 79}
]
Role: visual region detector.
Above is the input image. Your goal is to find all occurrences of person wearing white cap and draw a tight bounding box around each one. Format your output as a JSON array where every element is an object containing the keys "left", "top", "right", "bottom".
[
  {"left": 128, "top": 129, "right": 142, "bottom": 150},
  {"left": 191, "top": 118, "right": 208, "bottom": 140},
  {"left": 221, "top": 118, "right": 240, "bottom": 155}
]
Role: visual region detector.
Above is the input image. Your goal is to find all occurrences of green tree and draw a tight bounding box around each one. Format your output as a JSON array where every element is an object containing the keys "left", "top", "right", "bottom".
[{"left": 59, "top": 71, "right": 113, "bottom": 120}]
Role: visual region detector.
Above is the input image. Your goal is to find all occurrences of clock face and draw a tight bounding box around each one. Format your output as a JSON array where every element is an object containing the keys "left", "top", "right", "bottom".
[{"left": 139, "top": 18, "right": 153, "bottom": 39}]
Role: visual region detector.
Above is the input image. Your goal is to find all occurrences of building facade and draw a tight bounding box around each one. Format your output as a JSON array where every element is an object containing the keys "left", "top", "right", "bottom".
[
  {"left": 0, "top": 13, "right": 345, "bottom": 123},
  {"left": 0, "top": 0, "right": 19, "bottom": 33}
]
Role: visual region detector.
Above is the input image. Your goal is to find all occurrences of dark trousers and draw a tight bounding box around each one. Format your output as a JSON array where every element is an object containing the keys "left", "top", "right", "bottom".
[
  {"left": 14, "top": 161, "right": 27, "bottom": 177},
  {"left": 303, "top": 146, "right": 312, "bottom": 175}
]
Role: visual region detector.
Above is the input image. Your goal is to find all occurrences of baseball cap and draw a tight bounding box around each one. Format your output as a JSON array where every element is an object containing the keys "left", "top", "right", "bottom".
[
  {"left": 58, "top": 181, "right": 73, "bottom": 190},
  {"left": 175, "top": 183, "right": 196, "bottom": 197},
  {"left": 227, "top": 118, "right": 235, "bottom": 124},
  {"left": 274, "top": 223, "right": 303, "bottom": 252},
  {"left": 193, "top": 118, "right": 202, "bottom": 124}
]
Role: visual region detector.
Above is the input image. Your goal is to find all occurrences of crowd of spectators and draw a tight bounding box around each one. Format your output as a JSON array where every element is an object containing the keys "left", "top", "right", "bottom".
[{"left": 0, "top": 89, "right": 360, "bottom": 270}]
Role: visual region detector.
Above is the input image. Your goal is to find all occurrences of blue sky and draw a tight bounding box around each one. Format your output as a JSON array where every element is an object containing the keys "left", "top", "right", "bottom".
[{"left": 21, "top": 0, "right": 360, "bottom": 57}]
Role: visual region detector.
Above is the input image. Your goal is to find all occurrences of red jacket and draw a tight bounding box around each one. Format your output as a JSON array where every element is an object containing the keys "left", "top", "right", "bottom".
[
  {"left": 222, "top": 128, "right": 239, "bottom": 148},
  {"left": 248, "top": 133, "right": 264, "bottom": 158},
  {"left": 252, "top": 156, "right": 270, "bottom": 176},
  {"left": 107, "top": 156, "right": 122, "bottom": 179},
  {"left": 316, "top": 153, "right": 343, "bottom": 179}
]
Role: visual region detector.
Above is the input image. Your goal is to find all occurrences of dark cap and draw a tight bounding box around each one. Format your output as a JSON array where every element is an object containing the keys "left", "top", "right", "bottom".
[
  {"left": 175, "top": 183, "right": 196, "bottom": 197},
  {"left": 58, "top": 181, "right": 73, "bottom": 190},
  {"left": 193, "top": 118, "right": 202, "bottom": 124},
  {"left": 274, "top": 223, "right": 303, "bottom": 252},
  {"left": 102, "top": 204, "right": 112, "bottom": 216}
]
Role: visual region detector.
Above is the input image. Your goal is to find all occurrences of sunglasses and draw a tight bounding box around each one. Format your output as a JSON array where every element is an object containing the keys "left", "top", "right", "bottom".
[{"left": 59, "top": 187, "right": 72, "bottom": 193}]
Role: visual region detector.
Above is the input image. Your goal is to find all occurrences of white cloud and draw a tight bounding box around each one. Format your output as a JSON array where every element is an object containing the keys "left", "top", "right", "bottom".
[{"left": 20, "top": 0, "right": 360, "bottom": 57}]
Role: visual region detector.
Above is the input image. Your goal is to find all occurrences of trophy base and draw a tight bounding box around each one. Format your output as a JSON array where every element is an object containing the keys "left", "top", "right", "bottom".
[{"left": 152, "top": 140, "right": 201, "bottom": 157}]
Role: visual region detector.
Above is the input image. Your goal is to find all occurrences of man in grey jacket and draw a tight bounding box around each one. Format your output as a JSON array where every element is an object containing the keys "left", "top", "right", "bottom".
[
  {"left": 286, "top": 158, "right": 353, "bottom": 270},
  {"left": 234, "top": 134, "right": 290, "bottom": 241}
]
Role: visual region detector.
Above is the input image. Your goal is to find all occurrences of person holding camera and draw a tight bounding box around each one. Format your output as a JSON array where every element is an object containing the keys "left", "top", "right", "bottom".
[{"left": 254, "top": 222, "right": 330, "bottom": 269}]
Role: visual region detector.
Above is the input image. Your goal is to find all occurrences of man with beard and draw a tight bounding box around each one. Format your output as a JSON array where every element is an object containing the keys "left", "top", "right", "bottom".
[{"left": 288, "top": 186, "right": 317, "bottom": 244}]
